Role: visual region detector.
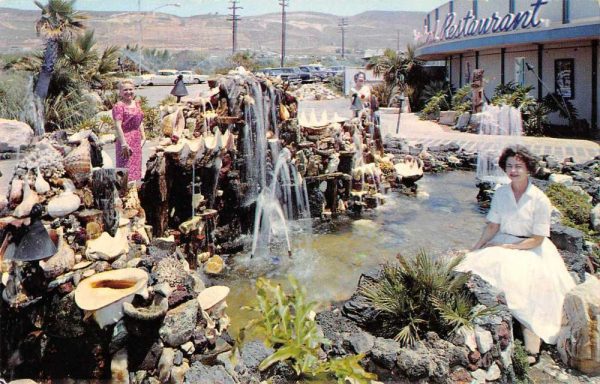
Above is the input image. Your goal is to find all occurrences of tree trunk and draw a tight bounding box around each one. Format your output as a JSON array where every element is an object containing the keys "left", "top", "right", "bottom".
[{"left": 34, "top": 38, "right": 59, "bottom": 101}]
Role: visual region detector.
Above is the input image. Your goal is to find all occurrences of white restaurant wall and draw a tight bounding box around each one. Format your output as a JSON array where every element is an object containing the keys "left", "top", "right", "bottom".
[{"left": 477, "top": 49, "right": 502, "bottom": 100}]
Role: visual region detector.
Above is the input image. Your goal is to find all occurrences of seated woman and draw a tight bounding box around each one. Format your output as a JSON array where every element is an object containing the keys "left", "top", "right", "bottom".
[{"left": 456, "top": 145, "right": 575, "bottom": 355}]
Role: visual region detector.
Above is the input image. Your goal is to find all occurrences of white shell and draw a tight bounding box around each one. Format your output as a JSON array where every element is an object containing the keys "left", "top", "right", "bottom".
[
  {"left": 13, "top": 183, "right": 39, "bottom": 218},
  {"left": 39, "top": 232, "right": 75, "bottom": 279},
  {"left": 85, "top": 229, "right": 129, "bottom": 261},
  {"left": 47, "top": 189, "right": 81, "bottom": 218},
  {"left": 34, "top": 170, "right": 50, "bottom": 194}
]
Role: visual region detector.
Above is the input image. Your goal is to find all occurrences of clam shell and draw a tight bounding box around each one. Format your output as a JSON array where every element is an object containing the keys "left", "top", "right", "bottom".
[
  {"left": 85, "top": 229, "right": 129, "bottom": 261},
  {"left": 47, "top": 190, "right": 81, "bottom": 218},
  {"left": 63, "top": 141, "right": 91, "bottom": 186}
]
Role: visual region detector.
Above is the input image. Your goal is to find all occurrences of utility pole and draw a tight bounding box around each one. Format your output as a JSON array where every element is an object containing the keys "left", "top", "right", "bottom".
[
  {"left": 338, "top": 17, "right": 348, "bottom": 59},
  {"left": 228, "top": 0, "right": 242, "bottom": 54},
  {"left": 279, "top": 0, "right": 289, "bottom": 67}
]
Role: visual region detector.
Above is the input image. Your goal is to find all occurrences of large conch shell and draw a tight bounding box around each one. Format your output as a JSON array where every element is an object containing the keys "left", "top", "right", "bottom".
[
  {"left": 47, "top": 179, "right": 81, "bottom": 218},
  {"left": 63, "top": 140, "right": 92, "bottom": 186},
  {"left": 85, "top": 228, "right": 129, "bottom": 261},
  {"left": 39, "top": 229, "right": 76, "bottom": 279},
  {"left": 74, "top": 268, "right": 148, "bottom": 328},
  {"left": 34, "top": 168, "right": 51, "bottom": 194},
  {"left": 13, "top": 182, "right": 39, "bottom": 218}
]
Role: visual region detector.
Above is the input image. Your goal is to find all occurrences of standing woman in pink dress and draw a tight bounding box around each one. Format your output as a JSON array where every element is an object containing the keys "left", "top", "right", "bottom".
[{"left": 112, "top": 79, "right": 145, "bottom": 182}]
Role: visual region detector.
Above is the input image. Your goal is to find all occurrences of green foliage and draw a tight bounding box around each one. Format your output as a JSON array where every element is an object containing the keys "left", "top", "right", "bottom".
[
  {"left": 420, "top": 91, "right": 449, "bottom": 120},
  {"left": 325, "top": 75, "right": 344, "bottom": 96},
  {"left": 159, "top": 95, "right": 177, "bottom": 106},
  {"left": 239, "top": 277, "right": 377, "bottom": 383},
  {"left": 358, "top": 250, "right": 495, "bottom": 346},
  {"left": 451, "top": 85, "right": 472, "bottom": 114},
  {"left": 371, "top": 82, "right": 401, "bottom": 108},
  {"left": 0, "top": 71, "right": 31, "bottom": 121},
  {"left": 138, "top": 96, "right": 160, "bottom": 139},
  {"left": 512, "top": 339, "right": 532, "bottom": 383},
  {"left": 43, "top": 88, "right": 97, "bottom": 131},
  {"left": 546, "top": 183, "right": 596, "bottom": 238}
]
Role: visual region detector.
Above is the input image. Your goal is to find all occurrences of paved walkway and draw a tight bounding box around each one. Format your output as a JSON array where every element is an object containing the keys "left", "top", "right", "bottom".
[{"left": 380, "top": 112, "right": 600, "bottom": 163}]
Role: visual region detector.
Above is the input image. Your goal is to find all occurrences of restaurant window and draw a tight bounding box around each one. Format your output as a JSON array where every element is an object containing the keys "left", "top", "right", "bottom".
[
  {"left": 515, "top": 57, "right": 526, "bottom": 86},
  {"left": 562, "top": 0, "right": 570, "bottom": 24}
]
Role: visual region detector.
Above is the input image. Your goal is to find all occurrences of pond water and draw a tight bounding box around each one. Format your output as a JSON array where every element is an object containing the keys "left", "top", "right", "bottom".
[{"left": 214, "top": 170, "right": 487, "bottom": 336}]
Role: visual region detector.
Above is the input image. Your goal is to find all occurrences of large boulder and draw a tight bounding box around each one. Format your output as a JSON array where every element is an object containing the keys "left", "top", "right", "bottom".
[
  {"left": 0, "top": 119, "right": 34, "bottom": 152},
  {"left": 591, "top": 204, "right": 600, "bottom": 232},
  {"left": 556, "top": 276, "right": 600, "bottom": 375}
]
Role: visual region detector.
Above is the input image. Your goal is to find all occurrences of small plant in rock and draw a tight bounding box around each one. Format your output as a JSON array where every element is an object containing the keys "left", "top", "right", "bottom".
[
  {"left": 420, "top": 91, "right": 450, "bottom": 120},
  {"left": 546, "top": 183, "right": 595, "bottom": 236},
  {"left": 358, "top": 250, "right": 495, "bottom": 346},
  {"left": 451, "top": 84, "right": 472, "bottom": 114},
  {"left": 512, "top": 339, "right": 532, "bottom": 383},
  {"left": 239, "top": 276, "right": 377, "bottom": 383},
  {"left": 159, "top": 95, "right": 177, "bottom": 106}
]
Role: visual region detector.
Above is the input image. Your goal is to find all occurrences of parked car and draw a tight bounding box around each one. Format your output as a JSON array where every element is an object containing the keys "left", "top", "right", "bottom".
[
  {"left": 297, "top": 65, "right": 330, "bottom": 82},
  {"left": 327, "top": 66, "right": 345, "bottom": 77},
  {"left": 286, "top": 67, "right": 316, "bottom": 83},
  {"left": 256, "top": 68, "right": 301, "bottom": 84},
  {"left": 178, "top": 70, "right": 208, "bottom": 84},
  {"left": 145, "top": 69, "right": 208, "bottom": 86}
]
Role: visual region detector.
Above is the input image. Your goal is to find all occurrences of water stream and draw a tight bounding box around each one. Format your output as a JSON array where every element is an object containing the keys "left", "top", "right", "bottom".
[{"left": 216, "top": 171, "right": 486, "bottom": 336}]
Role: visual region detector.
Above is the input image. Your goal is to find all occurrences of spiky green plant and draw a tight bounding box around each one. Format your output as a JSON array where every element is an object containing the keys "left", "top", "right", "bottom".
[
  {"left": 451, "top": 84, "right": 472, "bottom": 114},
  {"left": 358, "top": 250, "right": 495, "bottom": 346},
  {"left": 239, "top": 276, "right": 377, "bottom": 383},
  {"left": 420, "top": 90, "right": 449, "bottom": 120},
  {"left": 512, "top": 339, "right": 532, "bottom": 383}
]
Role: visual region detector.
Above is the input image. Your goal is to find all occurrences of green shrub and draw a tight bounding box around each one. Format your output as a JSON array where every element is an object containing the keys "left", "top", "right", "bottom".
[
  {"left": 325, "top": 75, "right": 344, "bottom": 96},
  {"left": 358, "top": 250, "right": 495, "bottom": 346},
  {"left": 420, "top": 91, "right": 450, "bottom": 120},
  {"left": 0, "top": 71, "right": 31, "bottom": 122},
  {"left": 546, "top": 183, "right": 594, "bottom": 234},
  {"left": 512, "top": 339, "right": 532, "bottom": 383},
  {"left": 451, "top": 85, "right": 472, "bottom": 114},
  {"left": 239, "top": 276, "right": 377, "bottom": 383}
]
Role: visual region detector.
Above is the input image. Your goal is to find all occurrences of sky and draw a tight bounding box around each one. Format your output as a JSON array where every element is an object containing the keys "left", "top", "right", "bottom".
[{"left": 0, "top": 0, "right": 447, "bottom": 16}]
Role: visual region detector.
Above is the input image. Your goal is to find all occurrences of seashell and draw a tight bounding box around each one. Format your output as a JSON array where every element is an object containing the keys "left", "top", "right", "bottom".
[
  {"left": 279, "top": 103, "right": 290, "bottom": 121},
  {"left": 13, "top": 183, "right": 39, "bottom": 218},
  {"left": 85, "top": 229, "right": 129, "bottom": 261},
  {"left": 9, "top": 179, "right": 24, "bottom": 205},
  {"left": 74, "top": 268, "right": 148, "bottom": 327},
  {"left": 34, "top": 168, "right": 50, "bottom": 194},
  {"left": 123, "top": 292, "right": 168, "bottom": 321},
  {"left": 197, "top": 285, "right": 230, "bottom": 311},
  {"left": 86, "top": 222, "right": 103, "bottom": 240},
  {"left": 63, "top": 140, "right": 92, "bottom": 187},
  {"left": 203, "top": 255, "right": 224, "bottom": 275},
  {"left": 47, "top": 184, "right": 81, "bottom": 218},
  {"left": 110, "top": 348, "right": 129, "bottom": 384},
  {"left": 39, "top": 229, "right": 75, "bottom": 279},
  {"left": 0, "top": 194, "right": 7, "bottom": 211}
]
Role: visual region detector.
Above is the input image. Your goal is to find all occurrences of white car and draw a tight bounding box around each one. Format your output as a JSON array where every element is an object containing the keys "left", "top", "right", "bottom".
[
  {"left": 145, "top": 69, "right": 208, "bottom": 86},
  {"left": 178, "top": 70, "right": 208, "bottom": 84}
]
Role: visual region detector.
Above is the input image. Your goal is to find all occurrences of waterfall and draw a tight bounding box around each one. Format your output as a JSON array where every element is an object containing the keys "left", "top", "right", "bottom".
[{"left": 476, "top": 104, "right": 523, "bottom": 184}]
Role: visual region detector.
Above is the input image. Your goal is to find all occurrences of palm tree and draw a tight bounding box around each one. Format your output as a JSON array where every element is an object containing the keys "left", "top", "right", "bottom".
[{"left": 34, "top": 0, "right": 86, "bottom": 101}]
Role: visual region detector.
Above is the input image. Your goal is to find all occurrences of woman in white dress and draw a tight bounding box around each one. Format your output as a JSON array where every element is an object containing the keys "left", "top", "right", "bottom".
[{"left": 456, "top": 145, "right": 575, "bottom": 354}]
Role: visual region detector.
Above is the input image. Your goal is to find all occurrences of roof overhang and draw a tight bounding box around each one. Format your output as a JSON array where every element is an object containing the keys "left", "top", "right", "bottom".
[{"left": 415, "top": 23, "right": 600, "bottom": 60}]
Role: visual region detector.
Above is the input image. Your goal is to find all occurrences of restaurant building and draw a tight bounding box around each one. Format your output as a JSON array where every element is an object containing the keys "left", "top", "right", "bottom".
[{"left": 414, "top": 0, "right": 600, "bottom": 133}]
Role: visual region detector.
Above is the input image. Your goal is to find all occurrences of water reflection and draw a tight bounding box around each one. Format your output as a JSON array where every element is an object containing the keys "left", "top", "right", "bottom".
[{"left": 218, "top": 171, "right": 486, "bottom": 336}]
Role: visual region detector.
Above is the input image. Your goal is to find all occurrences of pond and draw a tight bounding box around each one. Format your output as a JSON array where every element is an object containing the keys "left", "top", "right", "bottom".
[{"left": 213, "top": 170, "right": 487, "bottom": 336}]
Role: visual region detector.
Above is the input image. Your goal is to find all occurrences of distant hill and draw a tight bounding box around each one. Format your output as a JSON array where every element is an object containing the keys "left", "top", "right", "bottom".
[{"left": 0, "top": 7, "right": 424, "bottom": 56}]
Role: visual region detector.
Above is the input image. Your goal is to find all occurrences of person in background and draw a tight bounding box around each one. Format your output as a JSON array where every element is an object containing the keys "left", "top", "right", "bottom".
[
  {"left": 455, "top": 145, "right": 575, "bottom": 358},
  {"left": 350, "top": 71, "right": 371, "bottom": 118},
  {"left": 112, "top": 79, "right": 145, "bottom": 182},
  {"left": 171, "top": 74, "right": 189, "bottom": 103}
]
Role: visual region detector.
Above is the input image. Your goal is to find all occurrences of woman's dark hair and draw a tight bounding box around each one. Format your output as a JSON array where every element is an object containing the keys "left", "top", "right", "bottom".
[
  {"left": 354, "top": 71, "right": 366, "bottom": 82},
  {"left": 498, "top": 145, "right": 538, "bottom": 173}
]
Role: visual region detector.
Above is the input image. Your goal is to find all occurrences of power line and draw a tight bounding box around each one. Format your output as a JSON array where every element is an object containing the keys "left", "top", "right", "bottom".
[
  {"left": 227, "top": 0, "right": 242, "bottom": 54},
  {"left": 279, "top": 0, "right": 289, "bottom": 67},
  {"left": 338, "top": 17, "right": 348, "bottom": 59}
]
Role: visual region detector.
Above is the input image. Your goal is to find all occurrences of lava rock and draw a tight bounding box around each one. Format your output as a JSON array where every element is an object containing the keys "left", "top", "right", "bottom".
[{"left": 159, "top": 299, "right": 199, "bottom": 347}]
